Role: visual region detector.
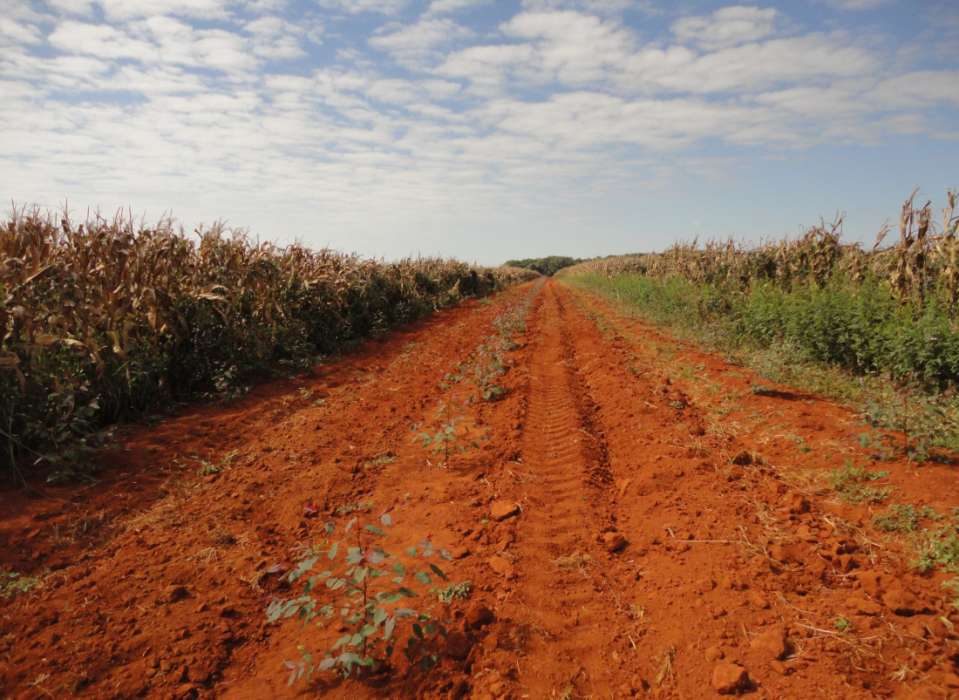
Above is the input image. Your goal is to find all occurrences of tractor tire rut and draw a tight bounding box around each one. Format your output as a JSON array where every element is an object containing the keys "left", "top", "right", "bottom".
[{"left": 496, "top": 282, "right": 617, "bottom": 696}]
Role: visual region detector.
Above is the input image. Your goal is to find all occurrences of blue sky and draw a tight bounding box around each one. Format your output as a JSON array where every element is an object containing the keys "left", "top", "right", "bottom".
[{"left": 2, "top": 0, "right": 957, "bottom": 264}]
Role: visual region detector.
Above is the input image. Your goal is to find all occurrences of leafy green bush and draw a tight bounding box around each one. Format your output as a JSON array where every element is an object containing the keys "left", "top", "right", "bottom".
[{"left": 571, "top": 271, "right": 959, "bottom": 392}]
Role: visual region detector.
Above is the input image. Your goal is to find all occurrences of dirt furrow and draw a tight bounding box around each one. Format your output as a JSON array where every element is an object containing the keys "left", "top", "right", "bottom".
[{"left": 490, "top": 283, "right": 620, "bottom": 698}]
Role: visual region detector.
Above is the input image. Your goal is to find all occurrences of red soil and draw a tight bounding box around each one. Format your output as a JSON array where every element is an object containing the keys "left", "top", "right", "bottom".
[{"left": 1, "top": 280, "right": 958, "bottom": 699}]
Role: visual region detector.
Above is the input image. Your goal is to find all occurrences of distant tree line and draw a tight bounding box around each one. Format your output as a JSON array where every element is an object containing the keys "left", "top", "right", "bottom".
[{"left": 504, "top": 256, "right": 583, "bottom": 276}]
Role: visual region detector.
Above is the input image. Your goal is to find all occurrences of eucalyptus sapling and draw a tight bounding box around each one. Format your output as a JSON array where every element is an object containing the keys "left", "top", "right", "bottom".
[{"left": 266, "top": 513, "right": 453, "bottom": 684}]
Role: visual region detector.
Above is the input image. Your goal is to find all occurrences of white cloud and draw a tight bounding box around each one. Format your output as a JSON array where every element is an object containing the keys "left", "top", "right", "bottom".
[
  {"left": 49, "top": 21, "right": 157, "bottom": 61},
  {"left": 504, "top": 10, "right": 634, "bottom": 83},
  {"left": 825, "top": 0, "right": 890, "bottom": 9},
  {"left": 644, "top": 34, "right": 877, "bottom": 94},
  {"left": 870, "top": 70, "right": 959, "bottom": 108},
  {"left": 672, "top": 6, "right": 780, "bottom": 50},
  {"left": 97, "top": 0, "right": 235, "bottom": 20},
  {"left": 48, "top": 17, "right": 261, "bottom": 73},
  {"left": 370, "top": 18, "right": 472, "bottom": 67},
  {"left": 245, "top": 15, "right": 315, "bottom": 60},
  {"left": 314, "top": 0, "right": 407, "bottom": 14},
  {"left": 45, "top": 0, "right": 98, "bottom": 16},
  {"left": 0, "top": 17, "right": 44, "bottom": 45},
  {"left": 427, "top": 0, "right": 491, "bottom": 13},
  {"left": 438, "top": 43, "right": 536, "bottom": 89},
  {"left": 520, "top": 0, "right": 644, "bottom": 14}
]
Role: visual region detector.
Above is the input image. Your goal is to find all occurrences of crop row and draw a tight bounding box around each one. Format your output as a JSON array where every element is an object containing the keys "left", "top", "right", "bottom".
[{"left": 0, "top": 210, "right": 537, "bottom": 480}]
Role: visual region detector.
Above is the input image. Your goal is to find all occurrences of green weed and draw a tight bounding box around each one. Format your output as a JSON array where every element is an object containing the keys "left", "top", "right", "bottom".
[
  {"left": 873, "top": 504, "right": 940, "bottom": 533},
  {"left": 829, "top": 462, "right": 892, "bottom": 504},
  {"left": 266, "top": 514, "right": 451, "bottom": 681},
  {"left": 913, "top": 522, "right": 959, "bottom": 574},
  {"left": 436, "top": 581, "right": 472, "bottom": 604},
  {"left": 1, "top": 570, "right": 41, "bottom": 599}
]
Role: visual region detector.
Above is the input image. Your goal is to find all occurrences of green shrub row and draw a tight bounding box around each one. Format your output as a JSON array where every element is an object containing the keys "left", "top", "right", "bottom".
[{"left": 572, "top": 272, "right": 959, "bottom": 391}]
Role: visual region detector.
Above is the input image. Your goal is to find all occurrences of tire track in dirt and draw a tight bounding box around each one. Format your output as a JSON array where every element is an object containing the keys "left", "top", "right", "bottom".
[{"left": 487, "top": 282, "right": 621, "bottom": 697}]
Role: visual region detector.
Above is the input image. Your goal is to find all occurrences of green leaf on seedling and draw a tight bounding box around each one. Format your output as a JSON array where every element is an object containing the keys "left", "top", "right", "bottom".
[
  {"left": 327, "top": 542, "right": 339, "bottom": 560},
  {"left": 429, "top": 563, "right": 448, "bottom": 581},
  {"left": 373, "top": 607, "right": 387, "bottom": 625},
  {"left": 381, "top": 513, "right": 393, "bottom": 527},
  {"left": 368, "top": 549, "right": 386, "bottom": 564},
  {"left": 377, "top": 591, "right": 403, "bottom": 603},
  {"left": 415, "top": 571, "right": 431, "bottom": 585},
  {"left": 364, "top": 524, "right": 385, "bottom": 536}
]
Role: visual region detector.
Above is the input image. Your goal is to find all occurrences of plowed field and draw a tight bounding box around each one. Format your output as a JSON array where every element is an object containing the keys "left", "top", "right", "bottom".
[{"left": 2, "top": 280, "right": 958, "bottom": 699}]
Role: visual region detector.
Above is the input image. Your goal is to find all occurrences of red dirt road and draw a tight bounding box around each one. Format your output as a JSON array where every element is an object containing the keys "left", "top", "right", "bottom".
[{"left": 2, "top": 280, "right": 958, "bottom": 699}]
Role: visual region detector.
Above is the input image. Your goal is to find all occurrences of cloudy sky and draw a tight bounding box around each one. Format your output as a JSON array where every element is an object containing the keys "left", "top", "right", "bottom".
[{"left": 2, "top": 0, "right": 958, "bottom": 264}]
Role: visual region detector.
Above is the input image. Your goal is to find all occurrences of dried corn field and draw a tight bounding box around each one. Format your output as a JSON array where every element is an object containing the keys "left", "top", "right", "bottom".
[
  {"left": 569, "top": 191, "right": 959, "bottom": 308},
  {"left": 0, "top": 210, "right": 536, "bottom": 481}
]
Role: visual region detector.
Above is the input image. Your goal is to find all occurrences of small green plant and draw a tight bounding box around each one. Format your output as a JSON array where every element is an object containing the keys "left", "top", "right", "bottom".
[
  {"left": 912, "top": 521, "right": 959, "bottom": 574},
  {"left": 436, "top": 581, "right": 472, "bottom": 604},
  {"left": 473, "top": 345, "right": 508, "bottom": 402},
  {"left": 418, "top": 401, "right": 468, "bottom": 467},
  {"left": 420, "top": 420, "right": 460, "bottom": 465},
  {"left": 266, "top": 514, "right": 452, "bottom": 682},
  {"left": 834, "top": 616, "right": 852, "bottom": 632},
  {"left": 362, "top": 453, "right": 396, "bottom": 471},
  {"left": 438, "top": 363, "right": 467, "bottom": 391},
  {"left": 335, "top": 501, "right": 374, "bottom": 516},
  {"left": 857, "top": 431, "right": 896, "bottom": 461},
  {"left": 873, "top": 504, "right": 940, "bottom": 533},
  {"left": 863, "top": 387, "right": 959, "bottom": 463},
  {"left": 829, "top": 461, "right": 892, "bottom": 504},
  {"left": 193, "top": 449, "right": 238, "bottom": 477},
  {"left": 0, "top": 570, "right": 41, "bottom": 599}
]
